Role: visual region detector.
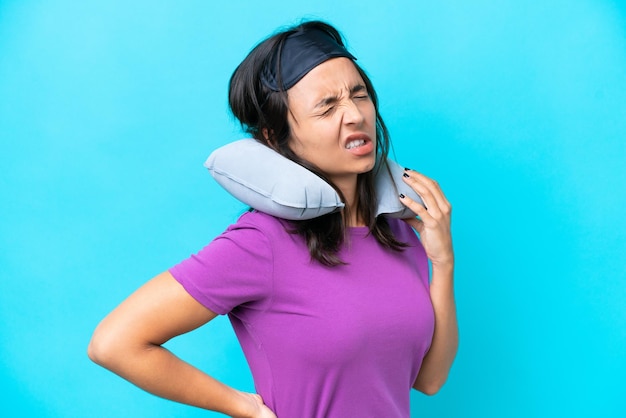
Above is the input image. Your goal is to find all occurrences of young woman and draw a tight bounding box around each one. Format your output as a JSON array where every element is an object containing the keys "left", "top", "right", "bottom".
[{"left": 88, "top": 20, "right": 458, "bottom": 418}]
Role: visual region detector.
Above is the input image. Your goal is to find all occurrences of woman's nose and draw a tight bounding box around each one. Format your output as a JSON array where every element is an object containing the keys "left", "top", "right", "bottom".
[{"left": 342, "top": 100, "right": 365, "bottom": 125}]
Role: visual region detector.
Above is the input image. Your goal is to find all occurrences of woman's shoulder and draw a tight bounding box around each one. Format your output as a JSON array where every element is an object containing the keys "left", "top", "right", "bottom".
[
  {"left": 229, "top": 210, "right": 292, "bottom": 236},
  {"left": 222, "top": 211, "right": 301, "bottom": 258}
]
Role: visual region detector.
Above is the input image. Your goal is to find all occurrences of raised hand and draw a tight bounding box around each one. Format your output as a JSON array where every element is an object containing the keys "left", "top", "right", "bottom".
[{"left": 399, "top": 169, "right": 453, "bottom": 268}]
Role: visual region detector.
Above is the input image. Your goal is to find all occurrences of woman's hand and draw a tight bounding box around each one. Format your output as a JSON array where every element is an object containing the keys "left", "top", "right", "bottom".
[
  {"left": 236, "top": 393, "right": 277, "bottom": 418},
  {"left": 399, "top": 169, "right": 453, "bottom": 268}
]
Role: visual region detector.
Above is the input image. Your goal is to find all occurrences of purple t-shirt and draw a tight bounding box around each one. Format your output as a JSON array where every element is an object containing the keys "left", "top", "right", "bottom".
[{"left": 170, "top": 211, "right": 434, "bottom": 418}]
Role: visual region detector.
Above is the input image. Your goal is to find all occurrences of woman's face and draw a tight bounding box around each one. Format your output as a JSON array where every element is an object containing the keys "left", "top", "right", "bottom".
[{"left": 286, "top": 57, "right": 377, "bottom": 190}]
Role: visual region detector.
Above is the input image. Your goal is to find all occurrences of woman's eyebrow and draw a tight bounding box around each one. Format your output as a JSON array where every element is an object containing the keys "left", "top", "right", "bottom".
[
  {"left": 351, "top": 84, "right": 367, "bottom": 95},
  {"left": 314, "top": 94, "right": 340, "bottom": 110},
  {"left": 313, "top": 83, "right": 367, "bottom": 109}
]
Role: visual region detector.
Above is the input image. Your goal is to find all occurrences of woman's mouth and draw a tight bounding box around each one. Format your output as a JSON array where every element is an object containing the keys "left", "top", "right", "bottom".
[
  {"left": 346, "top": 139, "right": 366, "bottom": 149},
  {"left": 344, "top": 135, "right": 375, "bottom": 156}
]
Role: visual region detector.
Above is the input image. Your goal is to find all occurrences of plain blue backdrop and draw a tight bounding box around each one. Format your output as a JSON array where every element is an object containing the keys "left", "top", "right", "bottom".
[{"left": 1, "top": 1, "right": 625, "bottom": 417}]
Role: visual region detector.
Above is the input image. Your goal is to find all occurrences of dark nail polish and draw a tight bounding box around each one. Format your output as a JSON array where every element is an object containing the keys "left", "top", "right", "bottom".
[
  {"left": 399, "top": 193, "right": 406, "bottom": 199},
  {"left": 403, "top": 173, "right": 410, "bottom": 178},
  {"left": 404, "top": 167, "right": 410, "bottom": 171}
]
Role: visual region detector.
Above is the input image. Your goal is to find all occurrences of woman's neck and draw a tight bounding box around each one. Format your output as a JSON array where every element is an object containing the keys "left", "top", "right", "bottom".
[{"left": 336, "top": 178, "right": 363, "bottom": 227}]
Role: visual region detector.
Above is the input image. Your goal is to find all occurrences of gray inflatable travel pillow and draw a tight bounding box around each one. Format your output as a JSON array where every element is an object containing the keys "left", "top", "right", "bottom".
[{"left": 205, "top": 139, "right": 423, "bottom": 221}]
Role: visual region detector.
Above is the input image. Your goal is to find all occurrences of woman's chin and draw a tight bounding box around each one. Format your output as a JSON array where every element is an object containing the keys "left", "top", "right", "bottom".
[{"left": 359, "top": 157, "right": 377, "bottom": 173}]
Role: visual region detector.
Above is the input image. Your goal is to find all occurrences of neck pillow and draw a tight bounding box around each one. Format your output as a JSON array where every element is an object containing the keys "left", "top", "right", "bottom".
[{"left": 205, "top": 139, "right": 423, "bottom": 220}]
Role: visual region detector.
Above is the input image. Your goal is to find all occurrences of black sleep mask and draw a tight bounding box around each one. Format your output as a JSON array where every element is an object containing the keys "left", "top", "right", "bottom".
[{"left": 261, "top": 27, "right": 357, "bottom": 91}]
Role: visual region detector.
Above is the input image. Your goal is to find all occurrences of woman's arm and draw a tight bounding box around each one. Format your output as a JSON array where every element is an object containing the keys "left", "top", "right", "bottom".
[
  {"left": 412, "top": 262, "right": 457, "bottom": 395},
  {"left": 87, "top": 271, "right": 276, "bottom": 418},
  {"left": 399, "top": 170, "right": 459, "bottom": 395}
]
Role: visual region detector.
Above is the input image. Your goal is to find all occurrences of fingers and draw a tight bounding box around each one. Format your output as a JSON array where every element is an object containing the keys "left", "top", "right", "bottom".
[
  {"left": 399, "top": 169, "right": 454, "bottom": 266},
  {"left": 398, "top": 191, "right": 428, "bottom": 220},
  {"left": 401, "top": 169, "right": 451, "bottom": 220}
]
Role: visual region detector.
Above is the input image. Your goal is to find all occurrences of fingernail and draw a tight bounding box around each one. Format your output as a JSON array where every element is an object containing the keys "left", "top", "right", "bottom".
[
  {"left": 403, "top": 172, "right": 410, "bottom": 178},
  {"left": 399, "top": 193, "right": 406, "bottom": 199},
  {"left": 404, "top": 167, "right": 410, "bottom": 171}
]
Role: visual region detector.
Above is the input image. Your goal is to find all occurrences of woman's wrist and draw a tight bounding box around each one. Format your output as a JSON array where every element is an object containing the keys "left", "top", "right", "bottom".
[
  {"left": 431, "top": 258, "right": 454, "bottom": 276},
  {"left": 430, "top": 260, "right": 455, "bottom": 297}
]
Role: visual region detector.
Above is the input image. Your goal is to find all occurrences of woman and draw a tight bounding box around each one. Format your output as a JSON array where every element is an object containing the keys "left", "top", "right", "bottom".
[{"left": 88, "top": 20, "right": 458, "bottom": 418}]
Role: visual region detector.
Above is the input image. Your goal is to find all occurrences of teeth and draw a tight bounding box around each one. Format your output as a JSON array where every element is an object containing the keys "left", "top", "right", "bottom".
[{"left": 346, "top": 139, "right": 365, "bottom": 149}]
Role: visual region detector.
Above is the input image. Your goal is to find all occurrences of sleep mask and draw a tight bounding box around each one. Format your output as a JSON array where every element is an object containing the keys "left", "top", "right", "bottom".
[{"left": 261, "top": 27, "right": 356, "bottom": 91}]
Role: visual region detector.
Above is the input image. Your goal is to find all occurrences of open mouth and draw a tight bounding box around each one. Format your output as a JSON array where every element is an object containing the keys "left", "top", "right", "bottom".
[
  {"left": 345, "top": 139, "right": 367, "bottom": 149},
  {"left": 344, "top": 134, "right": 375, "bottom": 156}
]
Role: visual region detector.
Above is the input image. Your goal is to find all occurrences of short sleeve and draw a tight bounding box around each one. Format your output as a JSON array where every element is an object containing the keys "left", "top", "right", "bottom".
[{"left": 169, "top": 220, "right": 274, "bottom": 315}]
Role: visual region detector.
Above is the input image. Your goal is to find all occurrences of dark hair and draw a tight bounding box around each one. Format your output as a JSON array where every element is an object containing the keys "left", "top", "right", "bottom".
[{"left": 228, "top": 20, "right": 406, "bottom": 266}]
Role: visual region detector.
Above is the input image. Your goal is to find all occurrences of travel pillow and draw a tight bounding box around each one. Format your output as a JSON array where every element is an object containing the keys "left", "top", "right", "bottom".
[{"left": 205, "top": 139, "right": 423, "bottom": 221}]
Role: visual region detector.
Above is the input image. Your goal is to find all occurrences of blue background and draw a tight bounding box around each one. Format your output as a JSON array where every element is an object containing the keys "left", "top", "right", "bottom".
[{"left": 1, "top": 1, "right": 625, "bottom": 417}]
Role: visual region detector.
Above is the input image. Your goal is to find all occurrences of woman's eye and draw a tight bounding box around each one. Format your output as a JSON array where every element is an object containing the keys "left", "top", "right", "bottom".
[
  {"left": 320, "top": 107, "right": 335, "bottom": 116},
  {"left": 354, "top": 95, "right": 369, "bottom": 100}
]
